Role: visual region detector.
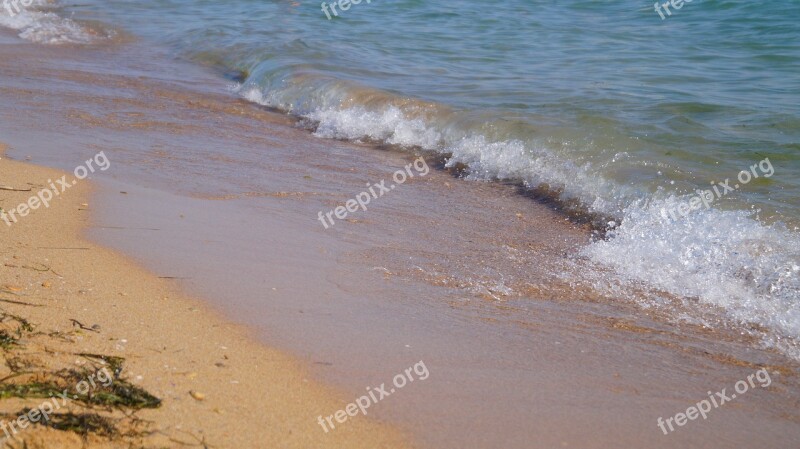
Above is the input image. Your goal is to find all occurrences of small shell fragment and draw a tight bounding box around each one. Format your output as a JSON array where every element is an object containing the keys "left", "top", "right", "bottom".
[{"left": 189, "top": 391, "right": 206, "bottom": 401}]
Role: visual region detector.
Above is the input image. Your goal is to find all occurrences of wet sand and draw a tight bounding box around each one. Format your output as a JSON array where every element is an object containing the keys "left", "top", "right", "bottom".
[{"left": 1, "top": 29, "right": 799, "bottom": 449}]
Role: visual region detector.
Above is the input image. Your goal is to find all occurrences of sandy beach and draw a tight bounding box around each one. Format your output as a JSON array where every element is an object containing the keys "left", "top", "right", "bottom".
[
  {"left": 0, "top": 147, "right": 411, "bottom": 447},
  {"left": 1, "top": 6, "right": 799, "bottom": 448}
]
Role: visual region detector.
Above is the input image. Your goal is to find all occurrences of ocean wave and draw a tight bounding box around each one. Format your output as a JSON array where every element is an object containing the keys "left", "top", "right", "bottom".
[
  {"left": 585, "top": 197, "right": 800, "bottom": 359},
  {"left": 238, "top": 79, "right": 635, "bottom": 219},
  {"left": 236, "top": 77, "right": 800, "bottom": 360},
  {"left": 0, "top": 1, "right": 96, "bottom": 44}
]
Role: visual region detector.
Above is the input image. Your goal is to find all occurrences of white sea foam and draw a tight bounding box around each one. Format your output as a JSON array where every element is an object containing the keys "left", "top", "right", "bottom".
[
  {"left": 585, "top": 196, "right": 800, "bottom": 359},
  {"left": 237, "top": 80, "right": 800, "bottom": 359},
  {"left": 308, "top": 106, "right": 443, "bottom": 149},
  {"left": 0, "top": 1, "right": 94, "bottom": 44}
]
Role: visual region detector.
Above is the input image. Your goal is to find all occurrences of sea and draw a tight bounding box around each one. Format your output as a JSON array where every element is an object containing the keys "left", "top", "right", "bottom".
[{"left": 2, "top": 0, "right": 799, "bottom": 360}]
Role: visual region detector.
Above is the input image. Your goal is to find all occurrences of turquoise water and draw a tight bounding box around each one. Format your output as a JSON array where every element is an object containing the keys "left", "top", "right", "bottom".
[
  {"left": 53, "top": 0, "right": 799, "bottom": 218},
  {"left": 3, "top": 0, "right": 800, "bottom": 357}
]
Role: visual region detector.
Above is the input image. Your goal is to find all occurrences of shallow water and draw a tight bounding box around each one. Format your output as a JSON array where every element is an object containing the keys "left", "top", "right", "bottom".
[
  {"left": 3, "top": 0, "right": 800, "bottom": 373},
  {"left": 53, "top": 0, "right": 800, "bottom": 216},
  {"left": 2, "top": 14, "right": 800, "bottom": 449}
]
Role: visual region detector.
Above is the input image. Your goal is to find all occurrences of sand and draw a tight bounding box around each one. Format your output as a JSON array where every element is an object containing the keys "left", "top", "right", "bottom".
[{"left": 0, "top": 146, "right": 410, "bottom": 448}]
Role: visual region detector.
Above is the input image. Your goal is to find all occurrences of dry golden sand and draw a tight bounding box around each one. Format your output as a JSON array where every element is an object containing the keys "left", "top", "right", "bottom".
[{"left": 0, "top": 146, "right": 411, "bottom": 448}]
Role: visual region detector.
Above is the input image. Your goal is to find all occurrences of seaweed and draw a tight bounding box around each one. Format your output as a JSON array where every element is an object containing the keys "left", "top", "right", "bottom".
[
  {"left": 0, "top": 312, "right": 34, "bottom": 349},
  {"left": 0, "top": 330, "right": 18, "bottom": 349},
  {"left": 3, "top": 409, "right": 118, "bottom": 438},
  {"left": 0, "top": 367, "right": 161, "bottom": 410},
  {"left": 76, "top": 353, "right": 126, "bottom": 378}
]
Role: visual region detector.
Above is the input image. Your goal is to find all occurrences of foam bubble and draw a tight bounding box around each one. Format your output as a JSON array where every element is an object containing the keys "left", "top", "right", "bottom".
[{"left": 0, "top": 1, "right": 95, "bottom": 44}]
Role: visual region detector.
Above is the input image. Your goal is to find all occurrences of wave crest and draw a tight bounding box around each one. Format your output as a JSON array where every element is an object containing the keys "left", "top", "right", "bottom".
[
  {"left": 237, "top": 74, "right": 800, "bottom": 360},
  {"left": 0, "top": 1, "right": 99, "bottom": 44}
]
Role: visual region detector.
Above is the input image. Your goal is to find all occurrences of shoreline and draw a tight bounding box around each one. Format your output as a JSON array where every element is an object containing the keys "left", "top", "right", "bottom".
[
  {"left": 1, "top": 27, "right": 799, "bottom": 449},
  {"left": 0, "top": 147, "right": 412, "bottom": 447}
]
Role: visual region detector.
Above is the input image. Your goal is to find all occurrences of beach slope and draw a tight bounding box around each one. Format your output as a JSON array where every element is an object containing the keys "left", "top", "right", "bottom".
[{"left": 0, "top": 148, "right": 409, "bottom": 448}]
